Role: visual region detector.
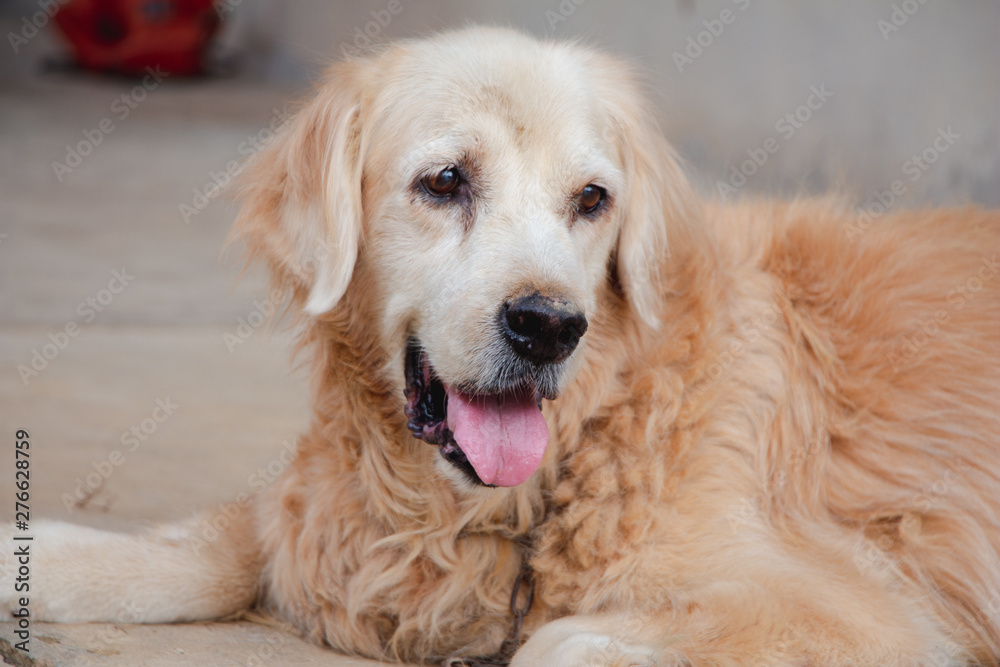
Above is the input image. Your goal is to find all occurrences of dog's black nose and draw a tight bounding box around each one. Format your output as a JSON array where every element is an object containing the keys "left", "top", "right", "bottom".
[{"left": 501, "top": 295, "right": 588, "bottom": 365}]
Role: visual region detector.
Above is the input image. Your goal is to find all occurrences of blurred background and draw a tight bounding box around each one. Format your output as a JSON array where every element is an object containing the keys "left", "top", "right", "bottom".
[
  {"left": 6, "top": 0, "right": 1000, "bottom": 194},
  {"left": 3, "top": 0, "right": 999, "bottom": 206},
  {"left": 0, "top": 2, "right": 996, "bottom": 663}
]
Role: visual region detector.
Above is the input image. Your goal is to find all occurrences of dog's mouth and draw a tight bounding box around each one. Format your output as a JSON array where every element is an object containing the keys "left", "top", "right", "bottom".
[{"left": 403, "top": 341, "right": 549, "bottom": 487}]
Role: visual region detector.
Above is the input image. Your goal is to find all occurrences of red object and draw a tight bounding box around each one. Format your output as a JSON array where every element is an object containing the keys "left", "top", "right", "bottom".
[{"left": 53, "top": 0, "right": 219, "bottom": 76}]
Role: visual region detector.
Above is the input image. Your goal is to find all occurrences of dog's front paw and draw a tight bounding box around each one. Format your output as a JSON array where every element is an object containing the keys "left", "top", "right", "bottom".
[{"left": 511, "top": 616, "right": 680, "bottom": 667}]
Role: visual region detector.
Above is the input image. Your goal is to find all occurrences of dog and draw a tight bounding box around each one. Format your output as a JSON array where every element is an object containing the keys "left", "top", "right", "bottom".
[{"left": 4, "top": 26, "right": 1000, "bottom": 666}]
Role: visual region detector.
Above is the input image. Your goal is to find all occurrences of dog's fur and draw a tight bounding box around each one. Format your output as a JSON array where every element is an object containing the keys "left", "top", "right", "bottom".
[{"left": 5, "top": 27, "right": 1000, "bottom": 666}]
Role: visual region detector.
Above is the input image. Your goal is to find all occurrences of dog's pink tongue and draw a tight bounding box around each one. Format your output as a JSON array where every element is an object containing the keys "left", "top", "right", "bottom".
[{"left": 446, "top": 387, "right": 549, "bottom": 487}]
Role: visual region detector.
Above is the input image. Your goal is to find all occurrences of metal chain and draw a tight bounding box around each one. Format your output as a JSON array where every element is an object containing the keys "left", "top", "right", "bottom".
[{"left": 442, "top": 563, "right": 535, "bottom": 667}]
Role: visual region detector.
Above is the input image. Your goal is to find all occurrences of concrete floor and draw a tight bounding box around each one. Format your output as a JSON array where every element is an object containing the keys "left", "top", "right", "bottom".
[{"left": 0, "top": 72, "right": 401, "bottom": 665}]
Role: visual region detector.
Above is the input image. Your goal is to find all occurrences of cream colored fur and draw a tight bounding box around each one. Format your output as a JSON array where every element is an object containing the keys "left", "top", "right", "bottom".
[{"left": 3, "top": 27, "right": 999, "bottom": 666}]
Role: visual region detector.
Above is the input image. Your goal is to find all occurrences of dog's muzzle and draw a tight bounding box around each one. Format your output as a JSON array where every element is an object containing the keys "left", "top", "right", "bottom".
[{"left": 403, "top": 295, "right": 587, "bottom": 488}]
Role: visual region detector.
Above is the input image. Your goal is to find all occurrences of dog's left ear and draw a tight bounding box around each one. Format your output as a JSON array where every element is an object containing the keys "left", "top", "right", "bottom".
[
  {"left": 599, "top": 63, "right": 701, "bottom": 330},
  {"left": 230, "top": 60, "right": 369, "bottom": 316}
]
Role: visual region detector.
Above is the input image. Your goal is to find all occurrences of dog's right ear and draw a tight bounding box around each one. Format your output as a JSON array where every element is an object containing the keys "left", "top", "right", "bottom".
[{"left": 230, "top": 61, "right": 368, "bottom": 316}]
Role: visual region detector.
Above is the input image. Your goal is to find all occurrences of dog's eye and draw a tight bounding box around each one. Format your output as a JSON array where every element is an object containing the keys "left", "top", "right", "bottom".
[
  {"left": 423, "top": 167, "right": 461, "bottom": 197},
  {"left": 577, "top": 184, "right": 606, "bottom": 215}
]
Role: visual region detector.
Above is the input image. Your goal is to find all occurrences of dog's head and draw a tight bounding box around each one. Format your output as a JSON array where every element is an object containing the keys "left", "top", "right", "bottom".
[{"left": 234, "top": 27, "right": 697, "bottom": 489}]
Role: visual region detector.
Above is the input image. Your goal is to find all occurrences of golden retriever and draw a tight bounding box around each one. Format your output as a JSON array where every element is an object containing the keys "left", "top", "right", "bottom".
[{"left": 4, "top": 26, "right": 1000, "bottom": 666}]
